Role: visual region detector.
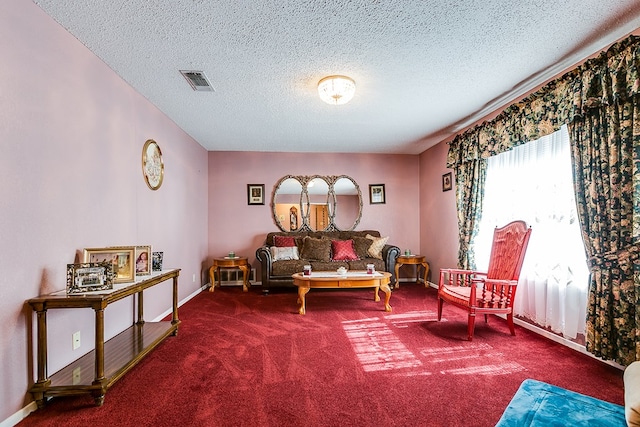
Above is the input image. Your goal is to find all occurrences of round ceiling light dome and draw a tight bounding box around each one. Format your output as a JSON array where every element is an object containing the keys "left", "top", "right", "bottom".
[{"left": 317, "top": 75, "right": 356, "bottom": 105}]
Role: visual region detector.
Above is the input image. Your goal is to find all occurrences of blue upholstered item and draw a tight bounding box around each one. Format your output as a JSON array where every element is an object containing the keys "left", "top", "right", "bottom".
[{"left": 495, "top": 379, "right": 626, "bottom": 426}]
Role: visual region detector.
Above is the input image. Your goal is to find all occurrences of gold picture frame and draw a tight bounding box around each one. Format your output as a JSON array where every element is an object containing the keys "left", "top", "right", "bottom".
[
  {"left": 142, "top": 139, "right": 164, "bottom": 190},
  {"left": 83, "top": 246, "right": 135, "bottom": 284},
  {"left": 135, "top": 245, "right": 152, "bottom": 276},
  {"left": 66, "top": 262, "right": 114, "bottom": 293}
]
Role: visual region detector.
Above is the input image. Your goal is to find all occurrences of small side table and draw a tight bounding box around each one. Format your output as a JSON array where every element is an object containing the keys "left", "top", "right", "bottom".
[
  {"left": 209, "top": 257, "right": 250, "bottom": 292},
  {"left": 394, "top": 255, "right": 430, "bottom": 288}
]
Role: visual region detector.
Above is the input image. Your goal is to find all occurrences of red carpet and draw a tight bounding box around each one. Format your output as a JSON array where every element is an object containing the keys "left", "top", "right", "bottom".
[{"left": 18, "top": 284, "right": 624, "bottom": 427}]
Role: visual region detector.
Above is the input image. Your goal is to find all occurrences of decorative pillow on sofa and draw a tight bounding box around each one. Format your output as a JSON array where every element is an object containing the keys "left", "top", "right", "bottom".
[
  {"left": 300, "top": 236, "right": 332, "bottom": 261},
  {"left": 331, "top": 239, "right": 359, "bottom": 261},
  {"left": 269, "top": 246, "right": 299, "bottom": 261},
  {"left": 274, "top": 235, "right": 296, "bottom": 247},
  {"left": 352, "top": 236, "right": 373, "bottom": 259},
  {"left": 366, "top": 234, "right": 389, "bottom": 259}
]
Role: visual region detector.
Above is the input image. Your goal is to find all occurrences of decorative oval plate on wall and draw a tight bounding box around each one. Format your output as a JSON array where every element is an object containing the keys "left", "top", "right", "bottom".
[{"left": 142, "top": 139, "right": 164, "bottom": 190}]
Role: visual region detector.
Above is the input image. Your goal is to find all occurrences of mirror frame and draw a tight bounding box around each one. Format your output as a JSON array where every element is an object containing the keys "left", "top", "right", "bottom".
[{"left": 271, "top": 174, "right": 362, "bottom": 232}]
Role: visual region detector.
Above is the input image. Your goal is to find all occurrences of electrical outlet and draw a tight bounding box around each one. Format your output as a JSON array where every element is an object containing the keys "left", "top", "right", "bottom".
[
  {"left": 72, "top": 366, "right": 81, "bottom": 385},
  {"left": 193, "top": 273, "right": 196, "bottom": 283},
  {"left": 72, "top": 331, "right": 81, "bottom": 350}
]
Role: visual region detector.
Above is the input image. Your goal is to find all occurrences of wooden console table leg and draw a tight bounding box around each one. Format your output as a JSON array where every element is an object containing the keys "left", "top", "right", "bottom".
[
  {"left": 297, "top": 287, "right": 310, "bottom": 315},
  {"left": 33, "top": 307, "right": 50, "bottom": 408},
  {"left": 172, "top": 274, "right": 179, "bottom": 334},
  {"left": 137, "top": 290, "right": 144, "bottom": 325},
  {"left": 379, "top": 283, "right": 392, "bottom": 312},
  {"left": 92, "top": 306, "right": 106, "bottom": 406}
]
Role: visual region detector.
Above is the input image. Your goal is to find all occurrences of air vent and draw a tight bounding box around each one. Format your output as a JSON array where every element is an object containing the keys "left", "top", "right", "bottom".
[{"left": 179, "top": 70, "right": 214, "bottom": 92}]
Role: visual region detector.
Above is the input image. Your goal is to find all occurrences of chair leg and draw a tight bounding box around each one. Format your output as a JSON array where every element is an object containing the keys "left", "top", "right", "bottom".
[
  {"left": 437, "top": 298, "right": 443, "bottom": 321},
  {"left": 507, "top": 313, "right": 516, "bottom": 336},
  {"left": 467, "top": 313, "right": 476, "bottom": 341}
]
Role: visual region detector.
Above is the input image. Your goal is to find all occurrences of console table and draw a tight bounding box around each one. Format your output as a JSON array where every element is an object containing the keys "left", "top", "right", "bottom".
[{"left": 27, "top": 269, "right": 181, "bottom": 407}]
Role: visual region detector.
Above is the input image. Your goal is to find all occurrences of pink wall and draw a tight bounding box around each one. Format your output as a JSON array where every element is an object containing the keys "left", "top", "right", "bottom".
[
  {"left": 208, "top": 152, "right": 421, "bottom": 274},
  {"left": 419, "top": 142, "right": 459, "bottom": 281},
  {"left": 0, "top": 0, "right": 209, "bottom": 422}
]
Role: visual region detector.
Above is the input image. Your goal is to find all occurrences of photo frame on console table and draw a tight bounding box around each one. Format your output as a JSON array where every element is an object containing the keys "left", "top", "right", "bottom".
[
  {"left": 66, "top": 262, "right": 114, "bottom": 293},
  {"left": 247, "top": 184, "right": 265, "bottom": 205},
  {"left": 152, "top": 251, "right": 164, "bottom": 272},
  {"left": 135, "top": 245, "right": 152, "bottom": 276},
  {"left": 369, "top": 184, "right": 385, "bottom": 204},
  {"left": 442, "top": 172, "right": 453, "bottom": 192},
  {"left": 83, "top": 246, "right": 135, "bottom": 284}
]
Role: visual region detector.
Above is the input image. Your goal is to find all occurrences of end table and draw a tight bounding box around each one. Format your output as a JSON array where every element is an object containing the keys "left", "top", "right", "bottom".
[
  {"left": 209, "top": 256, "right": 250, "bottom": 292},
  {"left": 394, "top": 255, "right": 430, "bottom": 288}
]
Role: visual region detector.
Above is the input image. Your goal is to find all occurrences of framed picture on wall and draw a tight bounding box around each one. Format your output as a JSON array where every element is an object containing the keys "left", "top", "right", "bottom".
[
  {"left": 369, "top": 184, "right": 385, "bottom": 204},
  {"left": 442, "top": 172, "right": 453, "bottom": 192},
  {"left": 247, "top": 184, "right": 265, "bottom": 205}
]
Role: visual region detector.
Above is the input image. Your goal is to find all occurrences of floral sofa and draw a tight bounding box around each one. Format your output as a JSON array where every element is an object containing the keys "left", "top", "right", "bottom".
[{"left": 255, "top": 230, "right": 400, "bottom": 293}]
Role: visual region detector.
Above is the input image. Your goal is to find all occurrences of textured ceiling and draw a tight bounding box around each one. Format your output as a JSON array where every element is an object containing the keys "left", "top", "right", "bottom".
[{"left": 34, "top": 1, "right": 640, "bottom": 154}]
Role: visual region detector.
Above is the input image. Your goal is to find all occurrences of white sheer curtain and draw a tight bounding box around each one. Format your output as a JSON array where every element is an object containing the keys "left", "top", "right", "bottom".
[{"left": 474, "top": 125, "right": 589, "bottom": 340}]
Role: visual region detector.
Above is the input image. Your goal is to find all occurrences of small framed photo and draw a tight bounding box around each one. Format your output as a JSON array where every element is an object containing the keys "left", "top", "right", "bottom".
[
  {"left": 247, "top": 184, "right": 265, "bottom": 205},
  {"left": 83, "top": 246, "right": 135, "bottom": 284},
  {"left": 66, "top": 262, "right": 114, "bottom": 293},
  {"left": 152, "top": 251, "right": 164, "bottom": 272},
  {"left": 442, "top": 172, "right": 453, "bottom": 192},
  {"left": 369, "top": 184, "right": 386, "bottom": 204},
  {"left": 135, "top": 245, "right": 152, "bottom": 276}
]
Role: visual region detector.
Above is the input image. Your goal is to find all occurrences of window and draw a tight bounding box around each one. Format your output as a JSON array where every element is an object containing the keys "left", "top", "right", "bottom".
[{"left": 474, "top": 125, "right": 589, "bottom": 340}]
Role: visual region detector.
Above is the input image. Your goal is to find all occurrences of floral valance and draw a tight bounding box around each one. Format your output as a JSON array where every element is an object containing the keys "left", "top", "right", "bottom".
[{"left": 447, "top": 35, "right": 640, "bottom": 168}]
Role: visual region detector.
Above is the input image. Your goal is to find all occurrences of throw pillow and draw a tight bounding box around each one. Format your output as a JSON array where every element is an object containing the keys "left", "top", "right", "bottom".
[
  {"left": 366, "top": 234, "right": 389, "bottom": 259},
  {"left": 300, "top": 236, "right": 332, "bottom": 262},
  {"left": 331, "top": 239, "right": 359, "bottom": 261},
  {"left": 269, "top": 246, "right": 299, "bottom": 261},
  {"left": 352, "top": 236, "right": 373, "bottom": 259},
  {"left": 274, "top": 235, "right": 296, "bottom": 247}
]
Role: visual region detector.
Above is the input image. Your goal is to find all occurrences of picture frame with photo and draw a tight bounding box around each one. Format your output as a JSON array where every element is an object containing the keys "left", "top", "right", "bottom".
[
  {"left": 442, "top": 172, "right": 453, "bottom": 192},
  {"left": 247, "top": 184, "right": 265, "bottom": 205},
  {"left": 369, "top": 184, "right": 386, "bottom": 204},
  {"left": 152, "top": 251, "right": 164, "bottom": 272},
  {"left": 135, "top": 245, "right": 152, "bottom": 276},
  {"left": 83, "top": 246, "right": 135, "bottom": 284},
  {"left": 66, "top": 262, "right": 114, "bottom": 293}
]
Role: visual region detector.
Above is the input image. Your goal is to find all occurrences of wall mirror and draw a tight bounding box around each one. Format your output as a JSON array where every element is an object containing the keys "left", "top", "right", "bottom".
[{"left": 271, "top": 175, "right": 362, "bottom": 231}]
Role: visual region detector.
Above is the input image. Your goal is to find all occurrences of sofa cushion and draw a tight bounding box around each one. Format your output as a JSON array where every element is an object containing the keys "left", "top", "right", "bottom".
[
  {"left": 274, "top": 235, "right": 296, "bottom": 247},
  {"left": 272, "top": 259, "right": 305, "bottom": 276},
  {"left": 625, "top": 361, "right": 640, "bottom": 426},
  {"left": 269, "top": 246, "right": 299, "bottom": 261},
  {"left": 300, "top": 236, "right": 332, "bottom": 261},
  {"left": 366, "top": 234, "right": 389, "bottom": 259},
  {"left": 352, "top": 237, "right": 373, "bottom": 259},
  {"left": 331, "top": 239, "right": 359, "bottom": 261}
]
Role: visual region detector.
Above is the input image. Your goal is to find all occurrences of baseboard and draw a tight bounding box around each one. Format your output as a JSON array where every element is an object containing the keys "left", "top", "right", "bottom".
[{"left": 1, "top": 401, "right": 37, "bottom": 427}]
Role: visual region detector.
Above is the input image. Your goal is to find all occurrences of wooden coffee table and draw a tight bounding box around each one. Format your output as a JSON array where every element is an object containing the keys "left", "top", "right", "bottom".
[{"left": 291, "top": 271, "right": 392, "bottom": 315}]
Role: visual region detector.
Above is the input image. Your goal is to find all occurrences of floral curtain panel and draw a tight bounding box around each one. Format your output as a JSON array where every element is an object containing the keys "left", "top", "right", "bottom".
[{"left": 447, "top": 35, "right": 640, "bottom": 364}]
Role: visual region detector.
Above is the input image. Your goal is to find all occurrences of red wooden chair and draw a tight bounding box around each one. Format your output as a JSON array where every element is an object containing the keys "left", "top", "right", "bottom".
[{"left": 437, "top": 220, "right": 532, "bottom": 340}]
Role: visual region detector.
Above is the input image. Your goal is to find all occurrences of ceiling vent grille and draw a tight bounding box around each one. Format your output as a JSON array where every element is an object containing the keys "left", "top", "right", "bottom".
[{"left": 179, "top": 70, "right": 214, "bottom": 92}]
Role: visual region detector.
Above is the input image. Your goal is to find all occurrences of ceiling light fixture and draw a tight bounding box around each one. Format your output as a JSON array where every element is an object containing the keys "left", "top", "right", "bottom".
[{"left": 317, "top": 75, "right": 356, "bottom": 105}]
